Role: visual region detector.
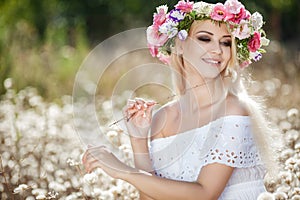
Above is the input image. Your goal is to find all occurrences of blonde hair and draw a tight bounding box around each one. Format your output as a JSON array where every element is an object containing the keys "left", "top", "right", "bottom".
[{"left": 169, "top": 20, "right": 281, "bottom": 178}]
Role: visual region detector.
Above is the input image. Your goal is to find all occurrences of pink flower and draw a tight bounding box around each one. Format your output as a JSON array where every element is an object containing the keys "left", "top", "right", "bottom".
[
  {"left": 224, "top": 0, "right": 244, "bottom": 14},
  {"left": 225, "top": 7, "right": 247, "bottom": 23},
  {"left": 232, "top": 20, "right": 250, "bottom": 39},
  {"left": 211, "top": 3, "right": 227, "bottom": 21},
  {"left": 248, "top": 31, "right": 261, "bottom": 52},
  {"left": 240, "top": 60, "right": 252, "bottom": 69},
  {"left": 175, "top": 0, "right": 194, "bottom": 13},
  {"left": 157, "top": 53, "right": 171, "bottom": 64},
  {"left": 146, "top": 25, "right": 169, "bottom": 46},
  {"left": 148, "top": 43, "right": 159, "bottom": 57},
  {"left": 153, "top": 6, "right": 168, "bottom": 28}
]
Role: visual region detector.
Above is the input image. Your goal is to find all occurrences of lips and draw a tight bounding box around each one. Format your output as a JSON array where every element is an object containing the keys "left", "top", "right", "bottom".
[{"left": 202, "top": 58, "right": 222, "bottom": 67}]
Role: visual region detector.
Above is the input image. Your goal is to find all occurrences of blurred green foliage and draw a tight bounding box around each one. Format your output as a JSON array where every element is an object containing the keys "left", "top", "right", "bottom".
[{"left": 0, "top": 0, "right": 299, "bottom": 100}]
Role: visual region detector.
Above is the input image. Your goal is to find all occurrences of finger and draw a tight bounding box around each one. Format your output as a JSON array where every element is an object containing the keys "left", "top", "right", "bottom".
[
  {"left": 134, "top": 97, "right": 145, "bottom": 103},
  {"left": 127, "top": 99, "right": 135, "bottom": 105},
  {"left": 145, "top": 106, "right": 154, "bottom": 117},
  {"left": 86, "top": 159, "right": 102, "bottom": 173},
  {"left": 127, "top": 107, "right": 138, "bottom": 115},
  {"left": 146, "top": 101, "right": 157, "bottom": 106},
  {"left": 135, "top": 98, "right": 145, "bottom": 108},
  {"left": 83, "top": 146, "right": 105, "bottom": 163},
  {"left": 127, "top": 110, "right": 139, "bottom": 121},
  {"left": 82, "top": 148, "right": 93, "bottom": 163}
]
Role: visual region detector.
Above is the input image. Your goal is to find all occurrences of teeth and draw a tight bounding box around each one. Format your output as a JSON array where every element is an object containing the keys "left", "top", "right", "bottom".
[{"left": 204, "top": 59, "right": 220, "bottom": 64}]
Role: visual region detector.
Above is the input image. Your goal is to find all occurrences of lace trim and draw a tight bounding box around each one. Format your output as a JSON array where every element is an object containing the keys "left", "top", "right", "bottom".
[{"left": 150, "top": 116, "right": 264, "bottom": 182}]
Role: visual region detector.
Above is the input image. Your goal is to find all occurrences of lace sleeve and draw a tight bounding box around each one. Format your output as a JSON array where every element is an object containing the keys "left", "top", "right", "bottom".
[{"left": 202, "top": 118, "right": 262, "bottom": 168}]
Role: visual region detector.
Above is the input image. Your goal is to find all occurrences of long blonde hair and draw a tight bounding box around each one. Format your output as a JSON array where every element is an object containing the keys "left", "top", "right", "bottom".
[{"left": 169, "top": 20, "right": 281, "bottom": 178}]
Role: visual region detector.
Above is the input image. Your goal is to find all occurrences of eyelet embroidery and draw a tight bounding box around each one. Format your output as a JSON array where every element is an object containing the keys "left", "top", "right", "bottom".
[{"left": 150, "top": 118, "right": 262, "bottom": 182}]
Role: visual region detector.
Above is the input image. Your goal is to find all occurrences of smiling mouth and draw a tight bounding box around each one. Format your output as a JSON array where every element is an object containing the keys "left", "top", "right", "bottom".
[{"left": 202, "top": 58, "right": 222, "bottom": 67}]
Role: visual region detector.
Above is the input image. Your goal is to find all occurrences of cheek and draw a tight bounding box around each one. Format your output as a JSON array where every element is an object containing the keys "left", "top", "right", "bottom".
[
  {"left": 183, "top": 43, "right": 206, "bottom": 62},
  {"left": 224, "top": 48, "right": 232, "bottom": 62}
]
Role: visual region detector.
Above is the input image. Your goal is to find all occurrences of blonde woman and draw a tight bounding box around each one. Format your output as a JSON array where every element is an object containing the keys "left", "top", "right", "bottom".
[{"left": 82, "top": 0, "right": 279, "bottom": 199}]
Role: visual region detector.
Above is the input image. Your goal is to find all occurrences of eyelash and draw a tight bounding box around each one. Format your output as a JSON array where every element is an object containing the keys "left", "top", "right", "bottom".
[{"left": 197, "top": 37, "right": 232, "bottom": 47}]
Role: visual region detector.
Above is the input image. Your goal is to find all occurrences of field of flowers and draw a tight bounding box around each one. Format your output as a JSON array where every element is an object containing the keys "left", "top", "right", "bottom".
[{"left": 0, "top": 72, "right": 299, "bottom": 199}]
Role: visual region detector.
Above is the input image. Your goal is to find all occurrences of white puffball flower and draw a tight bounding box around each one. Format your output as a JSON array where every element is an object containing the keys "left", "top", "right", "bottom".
[
  {"left": 13, "top": 184, "right": 29, "bottom": 194},
  {"left": 276, "top": 185, "right": 291, "bottom": 193},
  {"left": 4, "top": 78, "right": 13, "bottom": 89},
  {"left": 292, "top": 195, "right": 300, "bottom": 200},
  {"left": 251, "top": 12, "right": 263, "bottom": 30},
  {"left": 35, "top": 194, "right": 46, "bottom": 200},
  {"left": 257, "top": 192, "right": 275, "bottom": 200},
  {"left": 274, "top": 191, "right": 288, "bottom": 200},
  {"left": 31, "top": 188, "right": 47, "bottom": 196},
  {"left": 83, "top": 172, "right": 98, "bottom": 185},
  {"left": 287, "top": 108, "right": 299, "bottom": 118}
]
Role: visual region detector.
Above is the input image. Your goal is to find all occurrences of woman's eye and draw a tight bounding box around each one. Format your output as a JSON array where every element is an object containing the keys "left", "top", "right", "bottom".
[
  {"left": 220, "top": 41, "right": 232, "bottom": 47},
  {"left": 197, "top": 37, "right": 211, "bottom": 42}
]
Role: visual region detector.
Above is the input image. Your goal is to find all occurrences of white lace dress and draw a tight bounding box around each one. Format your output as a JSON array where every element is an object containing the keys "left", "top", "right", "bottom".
[{"left": 149, "top": 115, "right": 266, "bottom": 200}]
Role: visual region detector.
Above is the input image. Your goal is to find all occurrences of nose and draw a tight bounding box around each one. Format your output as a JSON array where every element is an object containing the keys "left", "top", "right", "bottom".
[{"left": 210, "top": 41, "right": 222, "bottom": 54}]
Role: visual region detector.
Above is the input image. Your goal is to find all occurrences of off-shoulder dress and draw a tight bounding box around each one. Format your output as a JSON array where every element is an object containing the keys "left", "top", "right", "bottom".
[{"left": 149, "top": 115, "right": 266, "bottom": 199}]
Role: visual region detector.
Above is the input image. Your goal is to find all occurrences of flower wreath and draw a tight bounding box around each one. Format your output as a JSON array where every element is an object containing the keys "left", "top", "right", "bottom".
[{"left": 146, "top": 0, "right": 270, "bottom": 68}]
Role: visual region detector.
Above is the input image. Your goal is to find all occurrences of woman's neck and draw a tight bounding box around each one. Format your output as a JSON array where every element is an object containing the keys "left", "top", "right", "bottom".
[{"left": 182, "top": 74, "right": 228, "bottom": 109}]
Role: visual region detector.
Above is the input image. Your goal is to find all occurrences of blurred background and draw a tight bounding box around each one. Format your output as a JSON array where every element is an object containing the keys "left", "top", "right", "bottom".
[{"left": 0, "top": 0, "right": 300, "bottom": 199}]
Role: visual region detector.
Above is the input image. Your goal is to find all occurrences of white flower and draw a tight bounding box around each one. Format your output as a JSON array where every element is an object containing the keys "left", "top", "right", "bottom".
[
  {"left": 276, "top": 185, "right": 291, "bottom": 193},
  {"left": 159, "top": 21, "right": 179, "bottom": 38},
  {"left": 32, "top": 188, "right": 47, "bottom": 196},
  {"left": 156, "top": 5, "right": 168, "bottom": 14},
  {"left": 193, "top": 2, "right": 213, "bottom": 16},
  {"left": 274, "top": 191, "right": 288, "bottom": 200},
  {"left": 251, "top": 12, "right": 263, "bottom": 30},
  {"left": 107, "top": 130, "right": 118, "bottom": 138},
  {"left": 48, "top": 181, "right": 66, "bottom": 192},
  {"left": 169, "top": 10, "right": 185, "bottom": 21},
  {"left": 36, "top": 194, "right": 46, "bottom": 200},
  {"left": 66, "top": 158, "right": 80, "bottom": 166},
  {"left": 178, "top": 30, "right": 188, "bottom": 41},
  {"left": 261, "top": 37, "right": 270, "bottom": 46},
  {"left": 250, "top": 51, "right": 262, "bottom": 61},
  {"left": 292, "top": 195, "right": 300, "bottom": 200},
  {"left": 83, "top": 173, "right": 98, "bottom": 184},
  {"left": 4, "top": 78, "right": 13, "bottom": 89},
  {"left": 13, "top": 184, "right": 29, "bottom": 194},
  {"left": 257, "top": 192, "right": 275, "bottom": 200}
]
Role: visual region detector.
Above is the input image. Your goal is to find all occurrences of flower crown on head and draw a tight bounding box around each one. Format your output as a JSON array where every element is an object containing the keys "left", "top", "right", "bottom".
[{"left": 146, "top": 0, "right": 270, "bottom": 68}]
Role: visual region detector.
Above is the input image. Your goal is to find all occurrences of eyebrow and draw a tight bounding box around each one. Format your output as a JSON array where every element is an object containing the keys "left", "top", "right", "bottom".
[{"left": 196, "top": 31, "right": 231, "bottom": 38}]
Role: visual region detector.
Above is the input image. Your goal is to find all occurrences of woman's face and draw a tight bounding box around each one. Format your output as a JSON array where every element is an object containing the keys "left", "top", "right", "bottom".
[{"left": 181, "top": 20, "right": 232, "bottom": 79}]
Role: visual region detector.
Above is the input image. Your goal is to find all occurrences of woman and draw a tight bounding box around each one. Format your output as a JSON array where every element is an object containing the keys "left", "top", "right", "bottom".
[{"left": 82, "top": 0, "right": 279, "bottom": 199}]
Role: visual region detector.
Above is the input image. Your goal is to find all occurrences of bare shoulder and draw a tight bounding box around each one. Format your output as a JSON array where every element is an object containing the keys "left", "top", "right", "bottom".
[
  {"left": 150, "top": 100, "right": 178, "bottom": 140},
  {"left": 225, "top": 94, "right": 249, "bottom": 116}
]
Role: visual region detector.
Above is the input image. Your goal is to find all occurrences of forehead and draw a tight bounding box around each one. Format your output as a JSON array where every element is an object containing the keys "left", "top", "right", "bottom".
[{"left": 189, "top": 20, "right": 230, "bottom": 36}]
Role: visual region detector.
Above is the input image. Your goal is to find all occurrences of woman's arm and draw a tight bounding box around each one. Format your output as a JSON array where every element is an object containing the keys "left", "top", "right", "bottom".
[
  {"left": 124, "top": 98, "right": 156, "bottom": 199},
  {"left": 129, "top": 137, "right": 155, "bottom": 200},
  {"left": 82, "top": 146, "right": 234, "bottom": 200},
  {"left": 122, "top": 163, "right": 233, "bottom": 200}
]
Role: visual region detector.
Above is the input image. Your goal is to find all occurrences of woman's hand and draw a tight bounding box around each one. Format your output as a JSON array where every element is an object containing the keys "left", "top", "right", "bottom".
[
  {"left": 124, "top": 98, "right": 156, "bottom": 139},
  {"left": 82, "top": 145, "right": 134, "bottom": 179}
]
